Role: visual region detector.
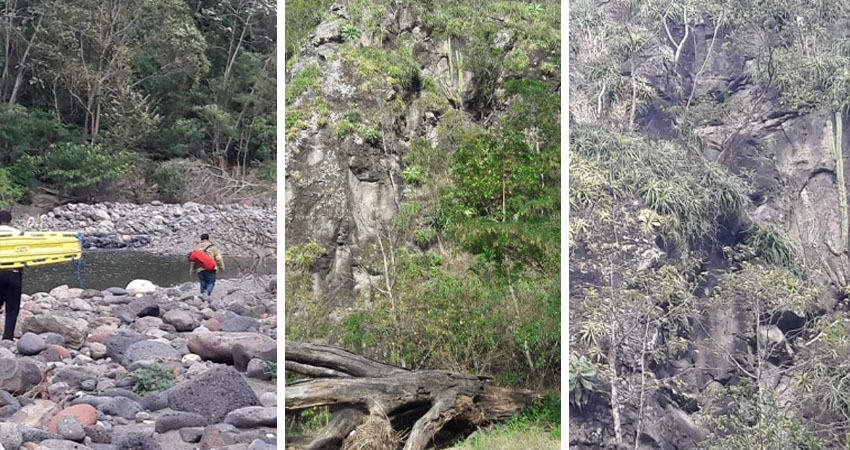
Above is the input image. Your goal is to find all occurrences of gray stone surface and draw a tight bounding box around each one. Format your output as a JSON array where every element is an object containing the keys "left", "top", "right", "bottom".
[
  {"left": 57, "top": 415, "right": 86, "bottom": 442},
  {"left": 223, "top": 407, "right": 276, "bottom": 428},
  {"left": 167, "top": 366, "right": 260, "bottom": 422},
  {"left": 17, "top": 332, "right": 47, "bottom": 355},
  {"left": 99, "top": 397, "right": 144, "bottom": 420},
  {"left": 0, "top": 422, "right": 23, "bottom": 450},
  {"left": 154, "top": 411, "right": 209, "bottom": 433},
  {"left": 122, "top": 340, "right": 180, "bottom": 365}
]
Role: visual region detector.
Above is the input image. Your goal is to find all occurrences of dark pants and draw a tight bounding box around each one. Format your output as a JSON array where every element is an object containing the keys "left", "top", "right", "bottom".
[
  {"left": 0, "top": 270, "right": 22, "bottom": 340},
  {"left": 199, "top": 270, "right": 216, "bottom": 295}
]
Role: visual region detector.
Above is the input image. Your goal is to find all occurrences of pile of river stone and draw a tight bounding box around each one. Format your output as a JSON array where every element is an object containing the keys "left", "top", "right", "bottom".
[
  {"left": 0, "top": 276, "right": 277, "bottom": 450},
  {"left": 20, "top": 202, "right": 276, "bottom": 257}
]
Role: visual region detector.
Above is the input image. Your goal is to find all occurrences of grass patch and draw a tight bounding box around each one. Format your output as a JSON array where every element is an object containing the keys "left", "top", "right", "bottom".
[
  {"left": 341, "top": 46, "right": 419, "bottom": 93},
  {"left": 451, "top": 393, "right": 560, "bottom": 449},
  {"left": 745, "top": 224, "right": 797, "bottom": 268},
  {"left": 286, "top": 406, "right": 331, "bottom": 437},
  {"left": 286, "top": 64, "right": 321, "bottom": 105},
  {"left": 128, "top": 365, "right": 175, "bottom": 396},
  {"left": 570, "top": 126, "right": 750, "bottom": 249}
]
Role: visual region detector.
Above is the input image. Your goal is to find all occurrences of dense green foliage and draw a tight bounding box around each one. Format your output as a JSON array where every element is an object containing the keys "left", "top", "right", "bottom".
[
  {"left": 571, "top": 126, "right": 749, "bottom": 250},
  {"left": 0, "top": 0, "right": 276, "bottom": 207}
]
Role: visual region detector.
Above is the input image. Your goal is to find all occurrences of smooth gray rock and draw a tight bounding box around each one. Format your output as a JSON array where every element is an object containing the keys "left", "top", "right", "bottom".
[
  {"left": 17, "top": 332, "right": 47, "bottom": 355},
  {"left": 105, "top": 287, "right": 128, "bottom": 296},
  {"left": 245, "top": 358, "right": 271, "bottom": 380},
  {"left": 220, "top": 315, "right": 260, "bottom": 333},
  {"left": 154, "top": 411, "right": 209, "bottom": 433},
  {"left": 224, "top": 407, "right": 276, "bottom": 428},
  {"left": 114, "top": 431, "right": 162, "bottom": 450},
  {"left": 58, "top": 415, "right": 86, "bottom": 442},
  {"left": 140, "top": 392, "right": 169, "bottom": 411},
  {"left": 115, "top": 297, "right": 160, "bottom": 323},
  {"left": 0, "top": 358, "right": 43, "bottom": 394},
  {"left": 36, "top": 440, "right": 92, "bottom": 450},
  {"left": 178, "top": 427, "right": 203, "bottom": 443},
  {"left": 89, "top": 445, "right": 119, "bottom": 450},
  {"left": 232, "top": 342, "right": 276, "bottom": 372},
  {"left": 162, "top": 310, "right": 195, "bottom": 332},
  {"left": 70, "top": 396, "right": 112, "bottom": 409},
  {"left": 40, "top": 332, "right": 67, "bottom": 346},
  {"left": 249, "top": 439, "right": 277, "bottom": 450},
  {"left": 52, "top": 368, "right": 96, "bottom": 389},
  {"left": 102, "top": 388, "right": 142, "bottom": 403},
  {"left": 105, "top": 329, "right": 147, "bottom": 362},
  {"left": 99, "top": 397, "right": 144, "bottom": 420}
]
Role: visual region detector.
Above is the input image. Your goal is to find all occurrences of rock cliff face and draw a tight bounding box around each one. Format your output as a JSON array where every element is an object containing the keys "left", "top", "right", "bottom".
[
  {"left": 286, "top": 2, "right": 556, "bottom": 302},
  {"left": 570, "top": 3, "right": 850, "bottom": 448}
]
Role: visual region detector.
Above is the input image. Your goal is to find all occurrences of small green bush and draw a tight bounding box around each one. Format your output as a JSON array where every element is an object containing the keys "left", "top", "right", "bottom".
[
  {"left": 334, "top": 120, "right": 357, "bottom": 139},
  {"left": 402, "top": 166, "right": 426, "bottom": 185},
  {"left": 341, "top": 24, "right": 361, "bottom": 42},
  {"left": 746, "top": 225, "right": 797, "bottom": 268},
  {"left": 413, "top": 228, "right": 437, "bottom": 249},
  {"left": 129, "top": 366, "right": 175, "bottom": 396},
  {"left": 358, "top": 126, "right": 379, "bottom": 145},
  {"left": 569, "top": 354, "right": 596, "bottom": 407},
  {"left": 285, "top": 242, "right": 325, "bottom": 272}
]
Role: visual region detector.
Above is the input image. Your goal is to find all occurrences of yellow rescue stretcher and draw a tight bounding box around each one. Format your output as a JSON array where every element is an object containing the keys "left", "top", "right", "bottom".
[{"left": 0, "top": 231, "right": 82, "bottom": 270}]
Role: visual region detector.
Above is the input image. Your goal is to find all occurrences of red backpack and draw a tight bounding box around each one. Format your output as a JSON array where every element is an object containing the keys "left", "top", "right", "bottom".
[{"left": 189, "top": 249, "right": 217, "bottom": 271}]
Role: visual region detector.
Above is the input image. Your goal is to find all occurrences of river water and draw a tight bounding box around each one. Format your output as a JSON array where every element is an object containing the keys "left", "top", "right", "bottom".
[{"left": 19, "top": 250, "right": 276, "bottom": 294}]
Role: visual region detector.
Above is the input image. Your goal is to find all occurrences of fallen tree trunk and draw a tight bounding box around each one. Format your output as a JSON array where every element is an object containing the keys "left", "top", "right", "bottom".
[{"left": 285, "top": 341, "right": 540, "bottom": 450}]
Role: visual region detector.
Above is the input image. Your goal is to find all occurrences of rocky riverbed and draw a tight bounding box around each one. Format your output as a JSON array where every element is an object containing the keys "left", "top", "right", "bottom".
[
  {"left": 0, "top": 275, "right": 277, "bottom": 450},
  {"left": 16, "top": 202, "right": 276, "bottom": 258}
]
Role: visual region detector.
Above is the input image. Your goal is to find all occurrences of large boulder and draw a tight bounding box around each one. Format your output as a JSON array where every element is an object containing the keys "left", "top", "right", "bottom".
[
  {"left": 21, "top": 315, "right": 87, "bottom": 349},
  {"left": 167, "top": 366, "right": 260, "bottom": 422},
  {"left": 187, "top": 332, "right": 274, "bottom": 364},
  {"left": 0, "top": 358, "right": 43, "bottom": 394}
]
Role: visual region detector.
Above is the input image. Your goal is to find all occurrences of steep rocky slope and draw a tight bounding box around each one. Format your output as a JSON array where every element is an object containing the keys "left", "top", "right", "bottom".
[
  {"left": 571, "top": 1, "right": 850, "bottom": 448},
  {"left": 286, "top": 0, "right": 559, "bottom": 302}
]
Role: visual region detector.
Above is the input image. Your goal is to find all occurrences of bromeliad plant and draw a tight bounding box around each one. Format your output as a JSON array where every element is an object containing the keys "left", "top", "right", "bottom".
[{"left": 569, "top": 354, "right": 597, "bottom": 408}]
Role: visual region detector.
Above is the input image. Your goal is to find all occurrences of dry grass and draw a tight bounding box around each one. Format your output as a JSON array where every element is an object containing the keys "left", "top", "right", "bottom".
[
  {"left": 341, "top": 414, "right": 404, "bottom": 450},
  {"left": 450, "top": 427, "right": 560, "bottom": 450}
]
